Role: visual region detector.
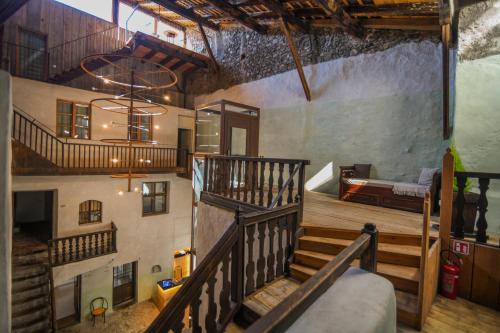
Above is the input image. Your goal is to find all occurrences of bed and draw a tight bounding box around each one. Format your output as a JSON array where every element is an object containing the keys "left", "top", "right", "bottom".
[{"left": 339, "top": 164, "right": 439, "bottom": 214}]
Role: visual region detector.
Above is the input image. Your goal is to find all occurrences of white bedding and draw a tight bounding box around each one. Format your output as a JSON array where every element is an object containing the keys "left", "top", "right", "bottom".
[{"left": 393, "top": 182, "right": 429, "bottom": 198}]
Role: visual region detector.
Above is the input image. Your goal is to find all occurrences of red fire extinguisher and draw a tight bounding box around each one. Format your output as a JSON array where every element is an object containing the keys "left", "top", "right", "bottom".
[{"left": 440, "top": 249, "right": 463, "bottom": 299}]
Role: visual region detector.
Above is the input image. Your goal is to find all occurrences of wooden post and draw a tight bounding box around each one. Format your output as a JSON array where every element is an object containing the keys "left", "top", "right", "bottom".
[
  {"left": 440, "top": 148, "right": 454, "bottom": 251},
  {"left": 360, "top": 223, "right": 378, "bottom": 273},
  {"left": 197, "top": 23, "right": 219, "bottom": 72},
  {"left": 231, "top": 206, "right": 244, "bottom": 304},
  {"left": 112, "top": 0, "right": 119, "bottom": 25},
  {"left": 279, "top": 17, "right": 311, "bottom": 102},
  {"left": 417, "top": 192, "right": 431, "bottom": 328}
]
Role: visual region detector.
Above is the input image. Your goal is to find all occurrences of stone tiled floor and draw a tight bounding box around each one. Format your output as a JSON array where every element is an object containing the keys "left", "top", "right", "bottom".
[{"left": 60, "top": 300, "right": 159, "bottom": 333}]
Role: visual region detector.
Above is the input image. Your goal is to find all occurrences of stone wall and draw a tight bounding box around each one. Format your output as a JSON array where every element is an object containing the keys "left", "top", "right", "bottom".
[{"left": 186, "top": 27, "right": 439, "bottom": 105}]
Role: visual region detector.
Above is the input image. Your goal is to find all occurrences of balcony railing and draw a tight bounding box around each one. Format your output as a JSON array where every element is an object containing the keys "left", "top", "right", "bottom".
[
  {"left": 12, "top": 108, "right": 187, "bottom": 174},
  {"left": 48, "top": 223, "right": 117, "bottom": 267}
]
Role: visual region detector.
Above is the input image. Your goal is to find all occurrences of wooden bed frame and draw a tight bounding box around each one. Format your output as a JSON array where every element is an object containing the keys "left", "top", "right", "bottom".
[{"left": 338, "top": 165, "right": 439, "bottom": 214}]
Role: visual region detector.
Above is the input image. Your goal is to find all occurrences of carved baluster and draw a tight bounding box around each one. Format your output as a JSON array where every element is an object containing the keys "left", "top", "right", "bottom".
[
  {"left": 172, "top": 314, "right": 185, "bottom": 333},
  {"left": 91, "top": 234, "right": 96, "bottom": 256},
  {"left": 107, "top": 231, "right": 112, "bottom": 253},
  {"left": 267, "top": 162, "right": 275, "bottom": 207},
  {"left": 230, "top": 159, "right": 235, "bottom": 199},
  {"left": 454, "top": 175, "right": 467, "bottom": 238},
  {"left": 236, "top": 160, "right": 242, "bottom": 201},
  {"left": 245, "top": 224, "right": 256, "bottom": 295},
  {"left": 251, "top": 161, "right": 257, "bottom": 204},
  {"left": 100, "top": 232, "right": 105, "bottom": 254},
  {"left": 208, "top": 159, "right": 214, "bottom": 192},
  {"left": 277, "top": 163, "right": 284, "bottom": 206},
  {"left": 191, "top": 288, "right": 202, "bottom": 333},
  {"left": 205, "top": 272, "right": 217, "bottom": 332},
  {"left": 75, "top": 236, "right": 80, "bottom": 261},
  {"left": 256, "top": 222, "right": 267, "bottom": 289},
  {"left": 219, "top": 253, "right": 231, "bottom": 324},
  {"left": 55, "top": 240, "right": 60, "bottom": 265},
  {"left": 243, "top": 161, "right": 250, "bottom": 202},
  {"left": 476, "top": 178, "right": 490, "bottom": 243},
  {"left": 222, "top": 159, "right": 228, "bottom": 197},
  {"left": 82, "top": 235, "right": 87, "bottom": 258},
  {"left": 287, "top": 163, "right": 295, "bottom": 203},
  {"left": 68, "top": 238, "right": 74, "bottom": 262},
  {"left": 259, "top": 162, "right": 266, "bottom": 206},
  {"left": 285, "top": 214, "right": 292, "bottom": 274},
  {"left": 276, "top": 217, "right": 285, "bottom": 277},
  {"left": 266, "top": 219, "right": 277, "bottom": 282}
]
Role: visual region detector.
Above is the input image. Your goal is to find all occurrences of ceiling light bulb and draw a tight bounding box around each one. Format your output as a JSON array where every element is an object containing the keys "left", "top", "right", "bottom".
[
  {"left": 103, "top": 124, "right": 108, "bottom": 129},
  {"left": 163, "top": 95, "right": 170, "bottom": 101},
  {"left": 118, "top": 191, "right": 124, "bottom": 196},
  {"left": 154, "top": 125, "right": 160, "bottom": 129},
  {"left": 111, "top": 158, "right": 119, "bottom": 163},
  {"left": 103, "top": 78, "right": 110, "bottom": 84}
]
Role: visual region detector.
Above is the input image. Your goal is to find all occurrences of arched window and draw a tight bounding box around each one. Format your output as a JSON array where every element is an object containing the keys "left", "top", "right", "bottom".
[{"left": 79, "top": 200, "right": 102, "bottom": 224}]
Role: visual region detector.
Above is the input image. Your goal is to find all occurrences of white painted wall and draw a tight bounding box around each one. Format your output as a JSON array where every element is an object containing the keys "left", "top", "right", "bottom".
[
  {"left": 455, "top": 54, "right": 500, "bottom": 233},
  {"left": 12, "top": 77, "right": 195, "bottom": 147},
  {"left": 12, "top": 173, "right": 192, "bottom": 319},
  {"left": 196, "top": 41, "right": 448, "bottom": 194}
]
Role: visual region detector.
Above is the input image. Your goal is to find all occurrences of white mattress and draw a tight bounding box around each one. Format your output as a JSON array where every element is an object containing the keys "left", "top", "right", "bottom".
[
  {"left": 286, "top": 267, "right": 397, "bottom": 333},
  {"left": 343, "top": 178, "right": 396, "bottom": 189}
]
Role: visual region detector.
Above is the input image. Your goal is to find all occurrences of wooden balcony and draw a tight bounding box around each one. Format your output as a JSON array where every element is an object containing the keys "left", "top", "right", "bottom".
[
  {"left": 12, "top": 109, "right": 189, "bottom": 176},
  {"left": 48, "top": 223, "right": 117, "bottom": 267}
]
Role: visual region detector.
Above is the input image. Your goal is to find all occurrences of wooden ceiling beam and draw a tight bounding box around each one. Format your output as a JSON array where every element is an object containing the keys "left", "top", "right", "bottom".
[
  {"left": 314, "top": 0, "right": 363, "bottom": 37},
  {"left": 203, "top": 0, "right": 267, "bottom": 33},
  {"left": 121, "top": 0, "right": 187, "bottom": 31},
  {"left": 198, "top": 23, "right": 220, "bottom": 72},
  {"left": 347, "top": 4, "right": 439, "bottom": 17},
  {"left": 279, "top": 17, "right": 311, "bottom": 102},
  {"left": 151, "top": 0, "right": 220, "bottom": 31},
  {"left": 359, "top": 18, "right": 441, "bottom": 31},
  {"left": 253, "top": 0, "right": 310, "bottom": 33}
]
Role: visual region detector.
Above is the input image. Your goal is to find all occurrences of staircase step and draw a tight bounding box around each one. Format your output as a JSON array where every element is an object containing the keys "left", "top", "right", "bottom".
[
  {"left": 12, "top": 284, "right": 49, "bottom": 304},
  {"left": 294, "top": 250, "right": 420, "bottom": 294},
  {"left": 301, "top": 224, "right": 424, "bottom": 246},
  {"left": 12, "top": 265, "right": 47, "bottom": 280},
  {"left": 396, "top": 290, "right": 420, "bottom": 328},
  {"left": 289, "top": 263, "right": 318, "bottom": 282},
  {"left": 12, "top": 305, "right": 51, "bottom": 329},
  {"left": 12, "top": 272, "right": 49, "bottom": 293},
  {"left": 12, "top": 294, "right": 50, "bottom": 316},
  {"left": 12, "top": 317, "right": 51, "bottom": 333},
  {"left": 299, "top": 236, "right": 421, "bottom": 267},
  {"left": 13, "top": 251, "right": 49, "bottom": 265}
]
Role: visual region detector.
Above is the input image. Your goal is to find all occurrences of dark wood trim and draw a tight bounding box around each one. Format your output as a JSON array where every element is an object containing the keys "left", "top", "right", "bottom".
[
  {"left": 442, "top": 23, "right": 451, "bottom": 139},
  {"left": 360, "top": 18, "right": 441, "bottom": 31},
  {"left": 279, "top": 17, "right": 311, "bottom": 102},
  {"left": 254, "top": 0, "right": 309, "bottom": 32},
  {"left": 313, "top": 0, "right": 362, "bottom": 36},
  {"left": 347, "top": 4, "right": 438, "bottom": 17},
  {"left": 112, "top": 0, "right": 119, "bottom": 25},
  {"left": 200, "top": 191, "right": 264, "bottom": 213},
  {"left": 0, "top": 0, "right": 30, "bottom": 25},
  {"left": 204, "top": 0, "right": 267, "bottom": 34},
  {"left": 150, "top": 0, "right": 220, "bottom": 31}
]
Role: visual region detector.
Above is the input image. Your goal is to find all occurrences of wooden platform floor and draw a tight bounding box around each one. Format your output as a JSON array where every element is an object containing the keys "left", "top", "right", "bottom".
[
  {"left": 399, "top": 295, "right": 500, "bottom": 333},
  {"left": 304, "top": 191, "right": 439, "bottom": 237}
]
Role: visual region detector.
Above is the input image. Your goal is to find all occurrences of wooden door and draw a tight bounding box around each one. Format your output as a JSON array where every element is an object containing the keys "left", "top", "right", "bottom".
[
  {"left": 221, "top": 112, "right": 259, "bottom": 157},
  {"left": 113, "top": 262, "right": 136, "bottom": 307}
]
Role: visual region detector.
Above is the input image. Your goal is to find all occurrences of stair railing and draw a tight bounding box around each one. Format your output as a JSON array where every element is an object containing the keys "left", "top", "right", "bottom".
[
  {"left": 203, "top": 155, "right": 309, "bottom": 209},
  {"left": 48, "top": 222, "right": 117, "bottom": 267},
  {"left": 246, "top": 223, "right": 379, "bottom": 333},
  {"left": 11, "top": 109, "right": 185, "bottom": 173},
  {"left": 146, "top": 202, "right": 301, "bottom": 333}
]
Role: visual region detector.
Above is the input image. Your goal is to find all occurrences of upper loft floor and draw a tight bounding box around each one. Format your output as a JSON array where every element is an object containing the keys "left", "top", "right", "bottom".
[{"left": 0, "top": 0, "right": 214, "bottom": 108}]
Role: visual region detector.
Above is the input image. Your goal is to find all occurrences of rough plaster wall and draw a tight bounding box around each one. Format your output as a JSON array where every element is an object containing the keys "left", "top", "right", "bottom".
[
  {"left": 186, "top": 27, "right": 439, "bottom": 104},
  {"left": 12, "top": 174, "right": 192, "bottom": 319},
  {"left": 196, "top": 41, "right": 447, "bottom": 193},
  {"left": 0, "top": 70, "right": 13, "bottom": 333},
  {"left": 455, "top": 1, "right": 500, "bottom": 233}
]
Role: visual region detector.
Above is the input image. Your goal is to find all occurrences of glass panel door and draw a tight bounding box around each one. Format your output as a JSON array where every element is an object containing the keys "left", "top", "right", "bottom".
[
  {"left": 230, "top": 127, "right": 247, "bottom": 156},
  {"left": 113, "top": 262, "right": 136, "bottom": 307}
]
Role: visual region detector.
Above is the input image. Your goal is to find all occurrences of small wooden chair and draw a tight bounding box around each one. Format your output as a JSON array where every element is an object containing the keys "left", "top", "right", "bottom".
[{"left": 90, "top": 297, "right": 108, "bottom": 326}]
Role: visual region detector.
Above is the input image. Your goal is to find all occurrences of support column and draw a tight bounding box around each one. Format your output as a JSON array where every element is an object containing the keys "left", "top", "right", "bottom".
[{"left": 0, "top": 70, "right": 13, "bottom": 333}]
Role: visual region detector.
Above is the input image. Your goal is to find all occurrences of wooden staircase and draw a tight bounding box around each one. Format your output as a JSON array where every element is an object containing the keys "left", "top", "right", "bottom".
[
  {"left": 12, "top": 235, "right": 53, "bottom": 333},
  {"left": 289, "top": 223, "right": 439, "bottom": 329}
]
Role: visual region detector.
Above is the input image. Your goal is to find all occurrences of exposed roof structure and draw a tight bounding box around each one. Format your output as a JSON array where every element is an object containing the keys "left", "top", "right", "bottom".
[{"left": 121, "top": 0, "right": 444, "bottom": 34}]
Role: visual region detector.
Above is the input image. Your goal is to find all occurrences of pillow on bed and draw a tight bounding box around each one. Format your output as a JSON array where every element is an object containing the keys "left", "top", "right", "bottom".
[
  {"left": 418, "top": 168, "right": 439, "bottom": 186},
  {"left": 353, "top": 164, "right": 371, "bottom": 178}
]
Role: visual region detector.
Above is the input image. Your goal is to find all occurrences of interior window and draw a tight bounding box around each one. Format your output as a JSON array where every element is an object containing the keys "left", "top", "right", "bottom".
[
  {"left": 142, "top": 181, "right": 169, "bottom": 215},
  {"left": 129, "top": 114, "right": 152, "bottom": 141},
  {"left": 79, "top": 200, "right": 102, "bottom": 224},
  {"left": 56, "top": 100, "right": 90, "bottom": 139},
  {"left": 17, "top": 28, "right": 47, "bottom": 80}
]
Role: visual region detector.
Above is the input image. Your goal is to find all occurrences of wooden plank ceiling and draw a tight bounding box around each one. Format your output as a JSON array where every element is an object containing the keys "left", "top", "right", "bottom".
[{"left": 126, "top": 0, "right": 442, "bottom": 34}]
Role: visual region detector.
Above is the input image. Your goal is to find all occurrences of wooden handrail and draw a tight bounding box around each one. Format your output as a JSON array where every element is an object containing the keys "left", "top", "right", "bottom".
[
  {"left": 146, "top": 202, "right": 302, "bottom": 333},
  {"left": 203, "top": 155, "right": 308, "bottom": 209},
  {"left": 455, "top": 171, "right": 500, "bottom": 179},
  {"left": 246, "top": 223, "right": 378, "bottom": 333},
  {"left": 146, "top": 222, "right": 240, "bottom": 333}
]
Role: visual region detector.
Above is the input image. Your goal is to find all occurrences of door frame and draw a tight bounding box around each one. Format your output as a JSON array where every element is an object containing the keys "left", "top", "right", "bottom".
[
  {"left": 221, "top": 111, "right": 259, "bottom": 157},
  {"left": 112, "top": 261, "right": 138, "bottom": 308}
]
